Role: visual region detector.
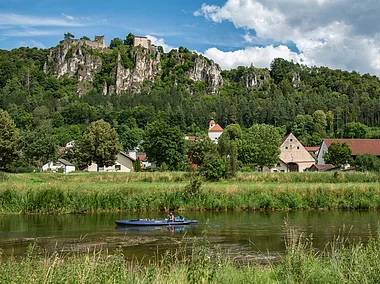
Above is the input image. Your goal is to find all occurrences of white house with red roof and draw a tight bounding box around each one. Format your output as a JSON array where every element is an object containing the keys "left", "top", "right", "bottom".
[
  {"left": 208, "top": 118, "right": 224, "bottom": 144},
  {"left": 318, "top": 139, "right": 380, "bottom": 165}
]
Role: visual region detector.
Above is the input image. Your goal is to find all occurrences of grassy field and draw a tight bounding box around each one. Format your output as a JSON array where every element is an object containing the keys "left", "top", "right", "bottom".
[
  {"left": 0, "top": 171, "right": 380, "bottom": 213},
  {"left": 1, "top": 227, "right": 379, "bottom": 283}
]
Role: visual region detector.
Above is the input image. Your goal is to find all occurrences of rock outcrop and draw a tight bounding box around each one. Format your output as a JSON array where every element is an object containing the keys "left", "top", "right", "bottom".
[
  {"left": 44, "top": 36, "right": 106, "bottom": 94},
  {"left": 45, "top": 36, "right": 224, "bottom": 95},
  {"left": 107, "top": 50, "right": 160, "bottom": 94},
  {"left": 187, "top": 57, "right": 223, "bottom": 94},
  {"left": 242, "top": 68, "right": 271, "bottom": 89}
]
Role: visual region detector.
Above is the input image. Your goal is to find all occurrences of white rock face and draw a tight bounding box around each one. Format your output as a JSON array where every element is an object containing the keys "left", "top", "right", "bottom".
[
  {"left": 109, "top": 51, "right": 160, "bottom": 94},
  {"left": 45, "top": 39, "right": 104, "bottom": 94},
  {"left": 187, "top": 57, "right": 223, "bottom": 94},
  {"left": 241, "top": 68, "right": 271, "bottom": 89},
  {"left": 45, "top": 38, "right": 223, "bottom": 95}
]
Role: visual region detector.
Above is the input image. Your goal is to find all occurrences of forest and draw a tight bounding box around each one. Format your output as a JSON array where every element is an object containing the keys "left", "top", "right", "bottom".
[{"left": 1, "top": 35, "right": 380, "bottom": 172}]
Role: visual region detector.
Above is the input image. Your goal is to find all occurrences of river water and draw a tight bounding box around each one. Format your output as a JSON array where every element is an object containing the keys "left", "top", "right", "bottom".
[{"left": 0, "top": 211, "right": 379, "bottom": 262}]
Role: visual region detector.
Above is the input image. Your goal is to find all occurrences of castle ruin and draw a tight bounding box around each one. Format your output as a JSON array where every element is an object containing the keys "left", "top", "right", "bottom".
[{"left": 133, "top": 36, "right": 156, "bottom": 52}]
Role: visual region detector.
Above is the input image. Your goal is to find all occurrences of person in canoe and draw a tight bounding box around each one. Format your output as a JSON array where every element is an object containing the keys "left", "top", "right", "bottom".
[{"left": 168, "top": 210, "right": 175, "bottom": 221}]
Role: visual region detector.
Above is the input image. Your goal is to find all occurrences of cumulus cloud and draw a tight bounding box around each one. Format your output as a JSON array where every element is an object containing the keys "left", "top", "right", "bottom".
[
  {"left": 146, "top": 35, "right": 175, "bottom": 52},
  {"left": 204, "top": 45, "right": 307, "bottom": 70},
  {"left": 195, "top": 0, "right": 380, "bottom": 76}
]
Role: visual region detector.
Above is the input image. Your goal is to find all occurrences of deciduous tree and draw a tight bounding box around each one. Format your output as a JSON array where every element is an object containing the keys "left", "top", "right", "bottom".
[
  {"left": 77, "top": 120, "right": 122, "bottom": 171},
  {"left": 187, "top": 134, "right": 217, "bottom": 167},
  {"left": 355, "top": 153, "right": 380, "bottom": 172},
  {"left": 20, "top": 122, "right": 58, "bottom": 169},
  {"left": 239, "top": 124, "right": 281, "bottom": 170},
  {"left": 143, "top": 120, "right": 186, "bottom": 170},
  {"left": 323, "top": 142, "right": 352, "bottom": 167},
  {"left": 0, "top": 109, "right": 19, "bottom": 169}
]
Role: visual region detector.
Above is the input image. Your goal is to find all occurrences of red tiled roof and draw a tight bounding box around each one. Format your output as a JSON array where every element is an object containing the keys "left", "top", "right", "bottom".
[
  {"left": 136, "top": 152, "right": 146, "bottom": 162},
  {"left": 185, "top": 136, "right": 196, "bottom": 141},
  {"left": 208, "top": 124, "right": 223, "bottom": 132},
  {"left": 323, "top": 139, "right": 380, "bottom": 156},
  {"left": 281, "top": 134, "right": 290, "bottom": 144},
  {"left": 312, "top": 164, "right": 335, "bottom": 171},
  {"left": 305, "top": 146, "right": 319, "bottom": 152}
]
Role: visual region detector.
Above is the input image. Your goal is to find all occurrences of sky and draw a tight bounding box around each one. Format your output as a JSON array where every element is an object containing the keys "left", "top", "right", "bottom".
[{"left": 1, "top": 0, "right": 380, "bottom": 76}]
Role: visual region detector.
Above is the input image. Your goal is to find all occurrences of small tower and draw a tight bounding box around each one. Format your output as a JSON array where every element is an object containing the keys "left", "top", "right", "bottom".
[
  {"left": 208, "top": 118, "right": 223, "bottom": 144},
  {"left": 209, "top": 118, "right": 216, "bottom": 129}
]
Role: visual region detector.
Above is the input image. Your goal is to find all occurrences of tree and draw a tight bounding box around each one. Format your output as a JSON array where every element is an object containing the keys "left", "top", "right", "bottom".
[
  {"left": 239, "top": 124, "right": 281, "bottom": 170},
  {"left": 218, "top": 124, "right": 242, "bottom": 175},
  {"left": 0, "top": 109, "right": 19, "bottom": 169},
  {"left": 143, "top": 120, "right": 186, "bottom": 170},
  {"left": 355, "top": 153, "right": 380, "bottom": 172},
  {"left": 20, "top": 122, "right": 59, "bottom": 169},
  {"left": 187, "top": 134, "right": 217, "bottom": 168},
  {"left": 64, "top": 32, "right": 74, "bottom": 40},
  {"left": 124, "top": 33, "right": 135, "bottom": 46},
  {"left": 77, "top": 120, "right": 122, "bottom": 171},
  {"left": 323, "top": 142, "right": 352, "bottom": 167},
  {"left": 110, "top": 37, "right": 124, "bottom": 49},
  {"left": 117, "top": 122, "right": 144, "bottom": 151},
  {"left": 343, "top": 122, "right": 369, "bottom": 138},
  {"left": 198, "top": 152, "right": 228, "bottom": 181}
]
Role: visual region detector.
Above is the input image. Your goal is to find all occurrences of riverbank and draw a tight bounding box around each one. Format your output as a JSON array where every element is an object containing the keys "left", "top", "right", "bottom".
[
  {"left": 1, "top": 227, "right": 379, "bottom": 283},
  {"left": 0, "top": 172, "right": 380, "bottom": 213}
]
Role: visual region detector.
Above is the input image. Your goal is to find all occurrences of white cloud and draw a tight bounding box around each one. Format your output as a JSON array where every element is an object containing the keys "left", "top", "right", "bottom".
[
  {"left": 204, "top": 45, "right": 307, "bottom": 70},
  {"left": 195, "top": 0, "right": 380, "bottom": 76},
  {"left": 0, "top": 13, "right": 85, "bottom": 27},
  {"left": 62, "top": 13, "right": 74, "bottom": 21},
  {"left": 195, "top": 1, "right": 295, "bottom": 42},
  {"left": 146, "top": 35, "right": 175, "bottom": 52}
]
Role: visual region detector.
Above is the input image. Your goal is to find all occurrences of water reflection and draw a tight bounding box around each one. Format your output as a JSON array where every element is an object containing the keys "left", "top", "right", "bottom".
[
  {"left": 115, "top": 225, "right": 187, "bottom": 232},
  {"left": 0, "top": 211, "right": 378, "bottom": 261}
]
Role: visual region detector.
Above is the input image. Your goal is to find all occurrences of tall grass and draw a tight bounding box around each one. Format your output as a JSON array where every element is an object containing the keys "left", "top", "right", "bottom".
[
  {"left": 1, "top": 172, "right": 380, "bottom": 213},
  {"left": 1, "top": 227, "right": 379, "bottom": 283}
]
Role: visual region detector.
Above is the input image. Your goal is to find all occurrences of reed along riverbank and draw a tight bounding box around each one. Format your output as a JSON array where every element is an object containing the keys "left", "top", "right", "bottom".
[
  {"left": 0, "top": 172, "right": 380, "bottom": 214},
  {"left": 1, "top": 227, "right": 379, "bottom": 283}
]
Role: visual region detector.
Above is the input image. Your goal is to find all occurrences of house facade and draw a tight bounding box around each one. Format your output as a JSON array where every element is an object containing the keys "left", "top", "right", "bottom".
[
  {"left": 42, "top": 158, "right": 75, "bottom": 173},
  {"left": 83, "top": 151, "right": 135, "bottom": 172},
  {"left": 317, "top": 139, "right": 380, "bottom": 165},
  {"left": 271, "top": 133, "right": 316, "bottom": 172},
  {"left": 208, "top": 118, "right": 224, "bottom": 144}
]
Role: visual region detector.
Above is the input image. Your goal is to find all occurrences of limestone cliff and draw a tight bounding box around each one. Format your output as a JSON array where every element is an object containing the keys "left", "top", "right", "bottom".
[
  {"left": 242, "top": 68, "right": 271, "bottom": 89},
  {"left": 107, "top": 50, "right": 160, "bottom": 94},
  {"left": 45, "top": 36, "right": 224, "bottom": 95},
  {"left": 44, "top": 36, "right": 106, "bottom": 94},
  {"left": 187, "top": 57, "right": 223, "bottom": 94}
]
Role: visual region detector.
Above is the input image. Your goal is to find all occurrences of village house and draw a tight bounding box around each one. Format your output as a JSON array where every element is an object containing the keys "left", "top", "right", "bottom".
[
  {"left": 41, "top": 158, "right": 75, "bottom": 173},
  {"left": 270, "top": 133, "right": 316, "bottom": 172},
  {"left": 83, "top": 151, "right": 135, "bottom": 172},
  {"left": 317, "top": 138, "right": 380, "bottom": 165}
]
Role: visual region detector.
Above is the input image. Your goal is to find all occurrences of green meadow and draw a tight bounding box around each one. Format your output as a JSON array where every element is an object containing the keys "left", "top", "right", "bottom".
[{"left": 0, "top": 171, "right": 379, "bottom": 214}]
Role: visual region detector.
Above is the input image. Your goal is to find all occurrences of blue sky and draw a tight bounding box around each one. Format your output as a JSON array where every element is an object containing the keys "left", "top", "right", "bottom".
[{"left": 2, "top": 0, "right": 380, "bottom": 76}]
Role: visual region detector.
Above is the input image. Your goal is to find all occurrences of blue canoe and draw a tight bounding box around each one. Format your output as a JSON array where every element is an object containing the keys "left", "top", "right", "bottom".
[{"left": 115, "top": 218, "right": 198, "bottom": 226}]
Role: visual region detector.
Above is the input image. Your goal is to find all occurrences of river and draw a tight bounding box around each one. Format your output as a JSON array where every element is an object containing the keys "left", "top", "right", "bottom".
[{"left": 0, "top": 211, "right": 378, "bottom": 262}]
